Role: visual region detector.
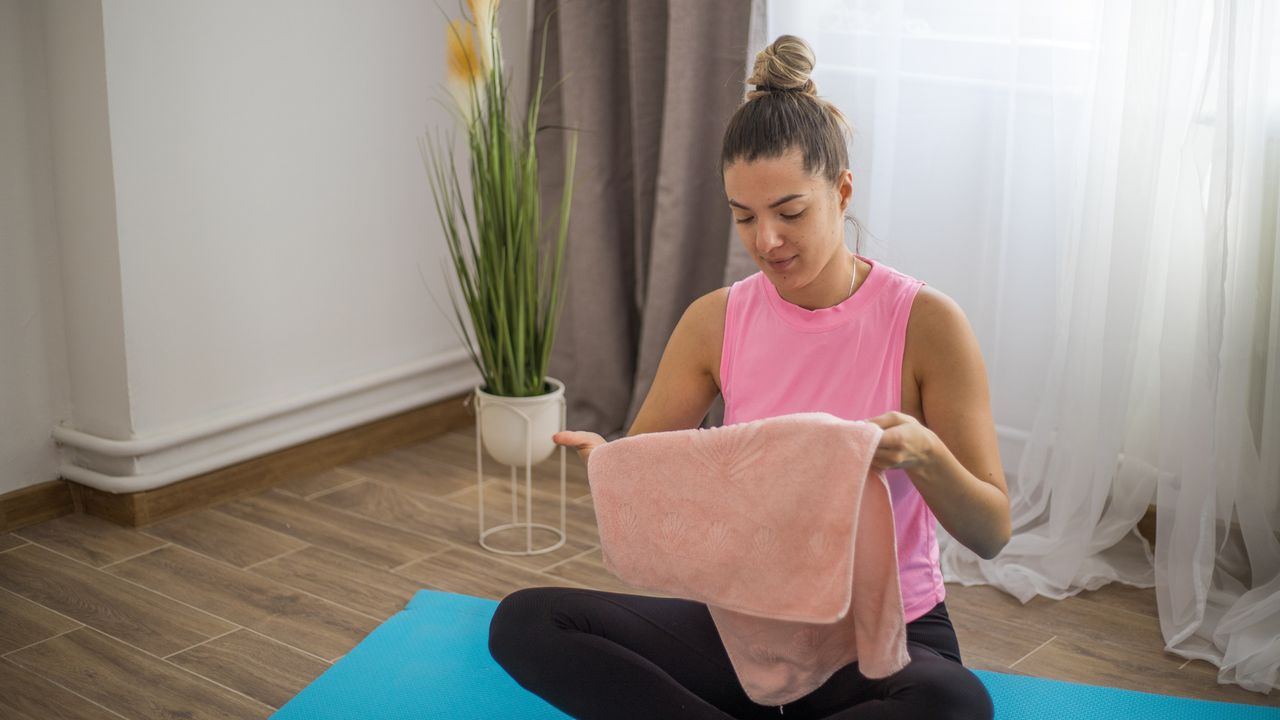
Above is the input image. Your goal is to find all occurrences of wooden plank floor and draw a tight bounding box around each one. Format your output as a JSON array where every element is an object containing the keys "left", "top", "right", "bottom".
[{"left": 1, "top": 427, "right": 1275, "bottom": 718}]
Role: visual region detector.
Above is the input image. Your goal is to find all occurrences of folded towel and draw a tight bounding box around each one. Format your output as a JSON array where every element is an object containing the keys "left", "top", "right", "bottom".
[{"left": 587, "top": 411, "right": 912, "bottom": 706}]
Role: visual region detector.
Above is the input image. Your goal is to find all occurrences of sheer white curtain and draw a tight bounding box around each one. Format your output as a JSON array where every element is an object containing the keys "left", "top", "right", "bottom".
[{"left": 769, "top": 0, "right": 1280, "bottom": 694}]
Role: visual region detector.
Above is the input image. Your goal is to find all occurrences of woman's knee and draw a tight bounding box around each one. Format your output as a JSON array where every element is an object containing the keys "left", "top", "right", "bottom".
[
  {"left": 489, "top": 587, "right": 556, "bottom": 664},
  {"left": 488, "top": 584, "right": 576, "bottom": 661},
  {"left": 911, "top": 663, "right": 994, "bottom": 720}
]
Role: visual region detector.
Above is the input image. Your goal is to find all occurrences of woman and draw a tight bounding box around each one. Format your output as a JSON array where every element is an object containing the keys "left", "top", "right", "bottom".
[{"left": 488, "top": 35, "right": 1009, "bottom": 719}]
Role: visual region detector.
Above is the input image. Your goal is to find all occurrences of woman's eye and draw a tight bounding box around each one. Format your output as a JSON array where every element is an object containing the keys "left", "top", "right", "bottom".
[{"left": 733, "top": 210, "right": 802, "bottom": 224}]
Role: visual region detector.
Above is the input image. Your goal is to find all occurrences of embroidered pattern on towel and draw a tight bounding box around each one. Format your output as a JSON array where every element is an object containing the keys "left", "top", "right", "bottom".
[{"left": 587, "top": 411, "right": 912, "bottom": 706}]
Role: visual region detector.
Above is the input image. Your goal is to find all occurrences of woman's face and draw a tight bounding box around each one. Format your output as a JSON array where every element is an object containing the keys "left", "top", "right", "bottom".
[{"left": 723, "top": 148, "right": 852, "bottom": 285}]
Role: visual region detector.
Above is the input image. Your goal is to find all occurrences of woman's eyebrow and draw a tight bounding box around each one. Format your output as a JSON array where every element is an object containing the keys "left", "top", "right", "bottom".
[{"left": 727, "top": 193, "right": 807, "bottom": 211}]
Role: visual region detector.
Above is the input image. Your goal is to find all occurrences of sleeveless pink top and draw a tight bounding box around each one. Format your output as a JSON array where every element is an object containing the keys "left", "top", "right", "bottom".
[{"left": 720, "top": 254, "right": 946, "bottom": 623}]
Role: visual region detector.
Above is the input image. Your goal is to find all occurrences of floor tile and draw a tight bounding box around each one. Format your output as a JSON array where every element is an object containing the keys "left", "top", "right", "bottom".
[
  {"left": 7, "top": 626, "right": 272, "bottom": 719},
  {"left": 216, "top": 489, "right": 448, "bottom": 570},
  {"left": 15, "top": 513, "right": 165, "bottom": 568},
  {"left": 943, "top": 584, "right": 1057, "bottom": 669},
  {"left": 0, "top": 587, "right": 81, "bottom": 656},
  {"left": 107, "top": 545, "right": 379, "bottom": 662},
  {"left": 314, "top": 479, "right": 473, "bottom": 546},
  {"left": 338, "top": 446, "right": 485, "bottom": 498},
  {"left": 0, "top": 657, "right": 124, "bottom": 720},
  {"left": 167, "top": 628, "right": 331, "bottom": 710},
  {"left": 0, "top": 544, "right": 234, "bottom": 657},
  {"left": 273, "top": 468, "right": 364, "bottom": 500},
  {"left": 396, "top": 545, "right": 584, "bottom": 601},
  {"left": 144, "top": 508, "right": 308, "bottom": 569},
  {"left": 250, "top": 545, "right": 424, "bottom": 620}
]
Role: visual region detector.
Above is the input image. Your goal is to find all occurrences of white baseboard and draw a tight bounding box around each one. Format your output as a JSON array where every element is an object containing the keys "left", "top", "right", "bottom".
[{"left": 53, "top": 349, "right": 481, "bottom": 494}]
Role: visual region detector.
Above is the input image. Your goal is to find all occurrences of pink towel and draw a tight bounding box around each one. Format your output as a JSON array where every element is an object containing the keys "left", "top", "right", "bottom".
[{"left": 587, "top": 411, "right": 912, "bottom": 706}]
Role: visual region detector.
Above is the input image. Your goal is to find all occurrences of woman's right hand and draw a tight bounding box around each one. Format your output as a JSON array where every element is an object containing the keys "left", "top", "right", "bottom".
[{"left": 552, "top": 431, "right": 608, "bottom": 466}]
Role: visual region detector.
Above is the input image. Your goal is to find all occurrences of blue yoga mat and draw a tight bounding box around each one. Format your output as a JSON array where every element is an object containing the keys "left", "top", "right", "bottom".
[{"left": 271, "top": 589, "right": 1278, "bottom": 719}]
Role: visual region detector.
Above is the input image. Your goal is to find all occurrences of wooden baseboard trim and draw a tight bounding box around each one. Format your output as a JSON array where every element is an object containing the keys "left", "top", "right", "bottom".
[
  {"left": 0, "top": 480, "right": 77, "bottom": 533},
  {"left": 74, "top": 392, "right": 474, "bottom": 528},
  {"left": 1, "top": 392, "right": 473, "bottom": 532}
]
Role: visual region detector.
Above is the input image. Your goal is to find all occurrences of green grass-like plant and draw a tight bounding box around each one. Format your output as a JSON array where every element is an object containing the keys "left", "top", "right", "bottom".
[{"left": 420, "top": 2, "right": 577, "bottom": 397}]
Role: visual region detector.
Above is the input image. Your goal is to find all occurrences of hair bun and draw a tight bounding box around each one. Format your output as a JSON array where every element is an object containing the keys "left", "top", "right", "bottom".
[{"left": 747, "top": 35, "right": 818, "bottom": 99}]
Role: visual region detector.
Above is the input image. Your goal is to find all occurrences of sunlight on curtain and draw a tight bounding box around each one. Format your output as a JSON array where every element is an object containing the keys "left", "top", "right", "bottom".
[{"left": 769, "top": 0, "right": 1280, "bottom": 694}]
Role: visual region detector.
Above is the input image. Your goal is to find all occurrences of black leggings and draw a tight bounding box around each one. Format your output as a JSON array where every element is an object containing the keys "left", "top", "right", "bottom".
[{"left": 489, "top": 586, "right": 994, "bottom": 719}]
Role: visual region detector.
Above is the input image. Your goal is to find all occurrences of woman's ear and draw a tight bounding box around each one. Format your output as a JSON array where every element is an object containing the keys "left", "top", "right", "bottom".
[{"left": 838, "top": 169, "right": 853, "bottom": 211}]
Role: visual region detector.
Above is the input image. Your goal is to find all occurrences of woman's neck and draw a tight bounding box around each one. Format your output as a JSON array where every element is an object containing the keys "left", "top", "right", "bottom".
[{"left": 776, "top": 252, "right": 861, "bottom": 311}]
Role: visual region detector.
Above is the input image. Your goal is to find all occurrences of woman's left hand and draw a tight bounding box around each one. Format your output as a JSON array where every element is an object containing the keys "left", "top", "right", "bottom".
[{"left": 863, "top": 411, "right": 940, "bottom": 474}]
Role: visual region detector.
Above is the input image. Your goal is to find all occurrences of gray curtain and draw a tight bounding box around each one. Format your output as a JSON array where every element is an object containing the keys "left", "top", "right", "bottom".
[{"left": 530, "top": 0, "right": 756, "bottom": 440}]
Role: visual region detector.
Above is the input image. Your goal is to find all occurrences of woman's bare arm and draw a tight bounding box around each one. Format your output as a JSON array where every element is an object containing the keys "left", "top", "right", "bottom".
[
  {"left": 626, "top": 289, "right": 725, "bottom": 437},
  {"left": 556, "top": 289, "right": 724, "bottom": 464},
  {"left": 907, "top": 287, "right": 1011, "bottom": 559}
]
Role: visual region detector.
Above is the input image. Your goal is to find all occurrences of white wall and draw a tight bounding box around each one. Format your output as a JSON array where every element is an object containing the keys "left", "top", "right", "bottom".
[
  {"left": 103, "top": 0, "right": 478, "bottom": 433},
  {"left": 0, "top": 0, "right": 76, "bottom": 497},
  {"left": 2, "top": 0, "right": 532, "bottom": 495}
]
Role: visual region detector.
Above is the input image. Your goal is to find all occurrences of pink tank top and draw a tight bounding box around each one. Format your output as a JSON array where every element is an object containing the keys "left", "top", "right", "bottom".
[{"left": 719, "top": 254, "right": 946, "bottom": 623}]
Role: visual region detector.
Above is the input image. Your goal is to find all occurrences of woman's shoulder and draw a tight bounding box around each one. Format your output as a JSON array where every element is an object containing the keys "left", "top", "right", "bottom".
[
  {"left": 909, "top": 284, "right": 965, "bottom": 330},
  {"left": 904, "top": 283, "right": 973, "bottom": 386},
  {"left": 690, "top": 285, "right": 732, "bottom": 339}
]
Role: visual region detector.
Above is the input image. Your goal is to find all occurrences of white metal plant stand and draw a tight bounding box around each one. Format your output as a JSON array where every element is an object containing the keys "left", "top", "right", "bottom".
[{"left": 475, "top": 387, "right": 568, "bottom": 555}]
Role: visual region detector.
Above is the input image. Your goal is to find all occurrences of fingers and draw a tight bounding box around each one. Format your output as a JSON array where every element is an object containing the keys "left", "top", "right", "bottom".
[
  {"left": 552, "top": 431, "right": 580, "bottom": 445},
  {"left": 552, "top": 430, "right": 600, "bottom": 448},
  {"left": 550, "top": 431, "right": 599, "bottom": 467},
  {"left": 865, "top": 411, "right": 912, "bottom": 428}
]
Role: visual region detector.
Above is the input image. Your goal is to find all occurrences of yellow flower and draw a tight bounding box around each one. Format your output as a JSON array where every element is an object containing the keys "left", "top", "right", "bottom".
[
  {"left": 446, "top": 19, "right": 482, "bottom": 84},
  {"left": 446, "top": 18, "right": 485, "bottom": 120}
]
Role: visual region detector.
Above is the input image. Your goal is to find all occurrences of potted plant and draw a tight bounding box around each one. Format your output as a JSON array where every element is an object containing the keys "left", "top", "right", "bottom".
[{"left": 421, "top": 0, "right": 577, "bottom": 468}]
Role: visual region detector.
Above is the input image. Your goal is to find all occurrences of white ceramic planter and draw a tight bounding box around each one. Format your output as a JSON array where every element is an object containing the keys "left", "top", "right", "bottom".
[{"left": 475, "top": 377, "right": 565, "bottom": 467}]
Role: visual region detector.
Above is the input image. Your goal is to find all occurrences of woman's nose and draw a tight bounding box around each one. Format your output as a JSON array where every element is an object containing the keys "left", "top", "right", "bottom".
[{"left": 756, "top": 220, "right": 784, "bottom": 253}]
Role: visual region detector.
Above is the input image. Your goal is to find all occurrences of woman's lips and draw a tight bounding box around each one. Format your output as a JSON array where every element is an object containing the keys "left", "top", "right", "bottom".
[{"left": 768, "top": 256, "right": 797, "bottom": 270}]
